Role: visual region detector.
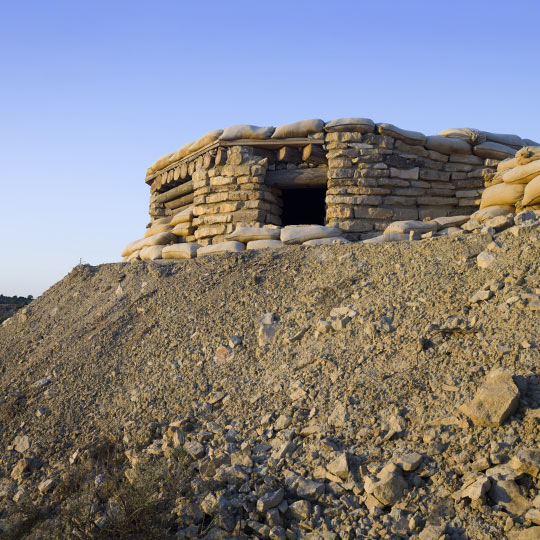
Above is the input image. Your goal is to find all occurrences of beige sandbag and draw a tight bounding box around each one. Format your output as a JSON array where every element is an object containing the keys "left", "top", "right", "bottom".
[
  {"left": 302, "top": 237, "right": 351, "bottom": 246},
  {"left": 473, "top": 142, "right": 515, "bottom": 160},
  {"left": 121, "top": 232, "right": 177, "bottom": 257},
  {"left": 140, "top": 245, "right": 163, "bottom": 261},
  {"left": 364, "top": 232, "right": 410, "bottom": 243},
  {"left": 162, "top": 243, "right": 200, "bottom": 259},
  {"left": 324, "top": 117, "right": 375, "bottom": 133},
  {"left": 281, "top": 225, "right": 341, "bottom": 244},
  {"left": 170, "top": 206, "right": 194, "bottom": 226},
  {"left": 471, "top": 205, "right": 515, "bottom": 223},
  {"left": 515, "top": 146, "right": 540, "bottom": 166},
  {"left": 522, "top": 175, "right": 540, "bottom": 207},
  {"left": 226, "top": 226, "right": 281, "bottom": 243},
  {"left": 127, "top": 250, "right": 141, "bottom": 262},
  {"left": 497, "top": 157, "right": 518, "bottom": 172},
  {"left": 172, "top": 223, "right": 194, "bottom": 237},
  {"left": 377, "top": 123, "right": 426, "bottom": 146},
  {"left": 481, "top": 132, "right": 524, "bottom": 148},
  {"left": 151, "top": 216, "right": 173, "bottom": 225},
  {"left": 246, "top": 239, "right": 283, "bottom": 250},
  {"left": 479, "top": 183, "right": 524, "bottom": 209},
  {"left": 438, "top": 128, "right": 486, "bottom": 145},
  {"left": 189, "top": 129, "right": 223, "bottom": 154},
  {"left": 144, "top": 223, "right": 172, "bottom": 238},
  {"left": 425, "top": 135, "right": 471, "bottom": 155},
  {"left": 271, "top": 119, "right": 325, "bottom": 138},
  {"left": 197, "top": 241, "right": 245, "bottom": 257},
  {"left": 170, "top": 141, "right": 195, "bottom": 162},
  {"left": 219, "top": 124, "right": 275, "bottom": 140},
  {"left": 148, "top": 152, "right": 175, "bottom": 176},
  {"left": 485, "top": 169, "right": 505, "bottom": 187},
  {"left": 385, "top": 220, "right": 438, "bottom": 234},
  {"left": 502, "top": 160, "right": 540, "bottom": 184}
]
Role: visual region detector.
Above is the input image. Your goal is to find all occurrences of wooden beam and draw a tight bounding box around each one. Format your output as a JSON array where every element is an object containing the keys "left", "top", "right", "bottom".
[
  {"left": 180, "top": 162, "right": 188, "bottom": 180},
  {"left": 215, "top": 147, "right": 228, "bottom": 166},
  {"left": 277, "top": 146, "right": 301, "bottom": 162},
  {"left": 265, "top": 167, "right": 328, "bottom": 188},
  {"left": 302, "top": 144, "right": 327, "bottom": 164},
  {"left": 155, "top": 180, "right": 194, "bottom": 204},
  {"left": 165, "top": 192, "right": 195, "bottom": 210},
  {"left": 203, "top": 152, "right": 215, "bottom": 169}
]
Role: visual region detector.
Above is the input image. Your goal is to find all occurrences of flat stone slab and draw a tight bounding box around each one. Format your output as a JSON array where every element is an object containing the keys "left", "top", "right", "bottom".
[
  {"left": 197, "top": 241, "right": 245, "bottom": 257},
  {"left": 432, "top": 215, "right": 470, "bottom": 228},
  {"left": 280, "top": 225, "right": 342, "bottom": 244}
]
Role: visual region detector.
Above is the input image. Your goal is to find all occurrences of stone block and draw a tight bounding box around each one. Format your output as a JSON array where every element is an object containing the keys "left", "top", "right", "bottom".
[
  {"left": 384, "top": 196, "right": 417, "bottom": 207},
  {"left": 417, "top": 196, "right": 455, "bottom": 206},
  {"left": 327, "top": 207, "right": 354, "bottom": 219},
  {"left": 390, "top": 166, "right": 419, "bottom": 180},
  {"left": 419, "top": 169, "right": 451, "bottom": 181},
  {"left": 392, "top": 208, "right": 419, "bottom": 220}
]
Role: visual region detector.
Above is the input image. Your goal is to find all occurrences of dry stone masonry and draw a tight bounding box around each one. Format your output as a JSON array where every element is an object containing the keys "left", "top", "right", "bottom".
[{"left": 122, "top": 119, "right": 539, "bottom": 260}]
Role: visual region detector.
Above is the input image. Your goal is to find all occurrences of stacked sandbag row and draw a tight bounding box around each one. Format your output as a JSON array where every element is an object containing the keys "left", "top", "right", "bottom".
[
  {"left": 478, "top": 145, "right": 540, "bottom": 215},
  {"left": 323, "top": 119, "right": 503, "bottom": 239},
  {"left": 191, "top": 146, "right": 283, "bottom": 246}
]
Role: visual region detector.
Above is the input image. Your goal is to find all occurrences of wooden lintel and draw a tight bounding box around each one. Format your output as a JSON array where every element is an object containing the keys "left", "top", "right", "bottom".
[{"left": 265, "top": 167, "right": 328, "bottom": 188}]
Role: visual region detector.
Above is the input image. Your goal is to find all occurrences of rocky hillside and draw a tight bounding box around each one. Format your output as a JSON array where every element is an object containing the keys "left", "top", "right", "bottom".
[
  {"left": 0, "top": 217, "right": 538, "bottom": 539},
  {"left": 0, "top": 295, "right": 32, "bottom": 324}
]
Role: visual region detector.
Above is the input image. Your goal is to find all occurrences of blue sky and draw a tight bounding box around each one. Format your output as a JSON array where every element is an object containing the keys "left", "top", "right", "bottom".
[{"left": 1, "top": 0, "right": 539, "bottom": 296}]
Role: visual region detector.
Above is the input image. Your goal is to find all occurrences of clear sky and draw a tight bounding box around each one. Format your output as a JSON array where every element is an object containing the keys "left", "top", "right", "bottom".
[{"left": 1, "top": 0, "right": 539, "bottom": 297}]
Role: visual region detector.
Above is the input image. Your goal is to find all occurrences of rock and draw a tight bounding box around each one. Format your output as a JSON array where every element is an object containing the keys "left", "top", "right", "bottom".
[
  {"left": 470, "top": 289, "right": 493, "bottom": 303},
  {"left": 280, "top": 225, "right": 341, "bottom": 245},
  {"left": 295, "top": 477, "right": 325, "bottom": 500},
  {"left": 459, "top": 476, "right": 491, "bottom": 500},
  {"left": 228, "top": 335, "right": 242, "bottom": 348},
  {"left": 396, "top": 452, "right": 423, "bottom": 472},
  {"left": 327, "top": 402, "right": 348, "bottom": 427},
  {"left": 274, "top": 415, "right": 292, "bottom": 431},
  {"left": 11, "top": 458, "right": 31, "bottom": 480},
  {"left": 525, "top": 508, "right": 540, "bottom": 525},
  {"left": 510, "top": 448, "right": 540, "bottom": 478},
  {"left": 316, "top": 319, "right": 333, "bottom": 334},
  {"left": 38, "top": 478, "right": 56, "bottom": 494},
  {"left": 214, "top": 465, "right": 249, "bottom": 486},
  {"left": 489, "top": 479, "right": 532, "bottom": 515},
  {"left": 12, "top": 435, "right": 30, "bottom": 453},
  {"left": 256, "top": 487, "right": 285, "bottom": 513},
  {"left": 432, "top": 215, "right": 470, "bottom": 228},
  {"left": 365, "top": 465, "right": 408, "bottom": 506},
  {"left": 462, "top": 219, "right": 482, "bottom": 231},
  {"left": 327, "top": 453, "right": 349, "bottom": 480},
  {"left": 214, "top": 345, "right": 233, "bottom": 363},
  {"left": 184, "top": 440, "right": 205, "bottom": 459},
  {"left": 514, "top": 210, "right": 537, "bottom": 226},
  {"left": 288, "top": 499, "right": 312, "bottom": 520},
  {"left": 258, "top": 323, "right": 279, "bottom": 346},
  {"left": 509, "top": 527, "right": 540, "bottom": 540},
  {"left": 271, "top": 441, "right": 295, "bottom": 460},
  {"left": 459, "top": 368, "right": 520, "bottom": 427},
  {"left": 419, "top": 523, "right": 446, "bottom": 540},
  {"left": 485, "top": 214, "right": 514, "bottom": 231},
  {"left": 175, "top": 499, "right": 204, "bottom": 525},
  {"left": 477, "top": 251, "right": 496, "bottom": 269},
  {"left": 269, "top": 526, "right": 287, "bottom": 540}
]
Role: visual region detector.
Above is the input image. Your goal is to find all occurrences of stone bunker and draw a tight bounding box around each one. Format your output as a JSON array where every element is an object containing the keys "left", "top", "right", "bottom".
[{"left": 122, "top": 118, "right": 538, "bottom": 260}]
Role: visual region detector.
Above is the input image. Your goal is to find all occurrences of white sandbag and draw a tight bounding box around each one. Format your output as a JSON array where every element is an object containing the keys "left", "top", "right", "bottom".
[
  {"left": 502, "top": 160, "right": 540, "bottom": 184},
  {"left": 197, "top": 241, "right": 245, "bottom": 257},
  {"left": 377, "top": 123, "right": 426, "bottom": 146},
  {"left": 497, "top": 157, "right": 518, "bottom": 172},
  {"left": 162, "top": 243, "right": 200, "bottom": 259},
  {"left": 140, "top": 245, "right": 163, "bottom": 261},
  {"left": 473, "top": 142, "right": 515, "bottom": 160},
  {"left": 227, "top": 226, "right": 281, "bottom": 243},
  {"left": 324, "top": 117, "right": 375, "bottom": 133},
  {"left": 482, "top": 132, "right": 524, "bottom": 148},
  {"left": 271, "top": 118, "right": 325, "bottom": 138},
  {"left": 170, "top": 206, "right": 194, "bottom": 226},
  {"left": 522, "top": 175, "right": 540, "bottom": 207},
  {"left": 515, "top": 146, "right": 540, "bottom": 166},
  {"left": 302, "top": 237, "right": 351, "bottom": 246},
  {"left": 121, "top": 232, "right": 177, "bottom": 257},
  {"left": 438, "top": 128, "right": 486, "bottom": 145},
  {"left": 246, "top": 239, "right": 283, "bottom": 250},
  {"left": 189, "top": 129, "right": 223, "bottom": 154},
  {"left": 425, "top": 135, "right": 472, "bottom": 155},
  {"left": 219, "top": 124, "right": 275, "bottom": 141},
  {"left": 144, "top": 223, "right": 172, "bottom": 238},
  {"left": 479, "top": 183, "right": 524, "bottom": 209},
  {"left": 470, "top": 205, "right": 515, "bottom": 223},
  {"left": 280, "top": 225, "right": 342, "bottom": 244},
  {"left": 431, "top": 215, "right": 470, "bottom": 228},
  {"left": 172, "top": 223, "right": 194, "bottom": 237},
  {"left": 385, "top": 220, "right": 438, "bottom": 234}
]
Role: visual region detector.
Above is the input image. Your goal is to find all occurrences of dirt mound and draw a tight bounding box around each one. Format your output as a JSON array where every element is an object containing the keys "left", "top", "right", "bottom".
[{"left": 0, "top": 222, "right": 538, "bottom": 539}]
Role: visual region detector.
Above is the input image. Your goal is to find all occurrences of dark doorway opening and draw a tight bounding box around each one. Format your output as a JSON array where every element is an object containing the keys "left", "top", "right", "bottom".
[{"left": 281, "top": 187, "right": 326, "bottom": 226}]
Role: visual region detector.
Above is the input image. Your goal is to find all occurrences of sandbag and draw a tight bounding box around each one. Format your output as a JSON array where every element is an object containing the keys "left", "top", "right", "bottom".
[
  {"left": 219, "top": 124, "right": 275, "bottom": 141},
  {"left": 246, "top": 239, "right": 283, "bottom": 250},
  {"left": 515, "top": 146, "right": 540, "bottom": 166},
  {"left": 172, "top": 223, "right": 194, "bottom": 237},
  {"left": 152, "top": 216, "right": 173, "bottom": 226},
  {"left": 497, "top": 157, "right": 518, "bottom": 172},
  {"left": 280, "top": 225, "right": 341, "bottom": 244},
  {"left": 481, "top": 132, "right": 524, "bottom": 148},
  {"left": 271, "top": 119, "right": 325, "bottom": 139},
  {"left": 170, "top": 206, "right": 194, "bottom": 226},
  {"left": 147, "top": 152, "right": 175, "bottom": 177},
  {"left": 364, "top": 232, "right": 410, "bottom": 243},
  {"left": 189, "top": 129, "right": 223, "bottom": 154},
  {"left": 377, "top": 123, "right": 426, "bottom": 146},
  {"left": 170, "top": 141, "right": 195, "bottom": 162},
  {"left": 127, "top": 250, "right": 141, "bottom": 262},
  {"left": 431, "top": 215, "right": 470, "bottom": 228},
  {"left": 485, "top": 169, "right": 505, "bottom": 187},
  {"left": 162, "top": 243, "right": 200, "bottom": 260},
  {"left": 385, "top": 220, "right": 438, "bottom": 234},
  {"left": 473, "top": 142, "right": 515, "bottom": 160},
  {"left": 479, "top": 183, "right": 524, "bottom": 209},
  {"left": 144, "top": 223, "right": 172, "bottom": 238},
  {"left": 523, "top": 138, "right": 540, "bottom": 146},
  {"left": 425, "top": 135, "right": 472, "bottom": 155},
  {"left": 302, "top": 237, "right": 351, "bottom": 246},
  {"left": 470, "top": 205, "right": 515, "bottom": 223},
  {"left": 226, "top": 226, "right": 281, "bottom": 243},
  {"left": 438, "top": 128, "right": 486, "bottom": 145},
  {"left": 197, "top": 241, "right": 245, "bottom": 257},
  {"left": 140, "top": 245, "right": 163, "bottom": 261},
  {"left": 121, "top": 232, "right": 177, "bottom": 257},
  {"left": 324, "top": 117, "right": 375, "bottom": 133},
  {"left": 502, "top": 160, "right": 540, "bottom": 184},
  {"left": 522, "top": 175, "right": 540, "bottom": 207}
]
